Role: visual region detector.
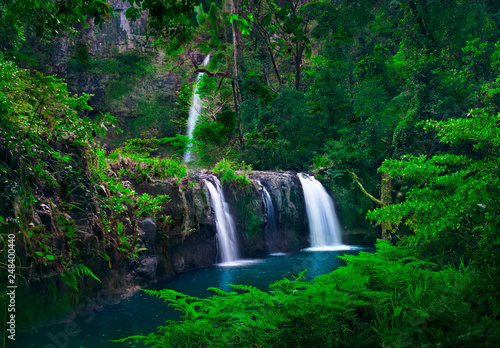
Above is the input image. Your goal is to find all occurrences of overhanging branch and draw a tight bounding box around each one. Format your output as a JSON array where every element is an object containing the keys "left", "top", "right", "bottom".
[
  {"left": 191, "top": 60, "right": 229, "bottom": 78},
  {"left": 349, "top": 171, "right": 382, "bottom": 206}
]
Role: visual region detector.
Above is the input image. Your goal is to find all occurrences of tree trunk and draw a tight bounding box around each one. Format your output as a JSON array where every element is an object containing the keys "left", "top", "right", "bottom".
[
  {"left": 231, "top": 0, "right": 238, "bottom": 77},
  {"left": 350, "top": 171, "right": 393, "bottom": 240},
  {"left": 232, "top": 80, "right": 244, "bottom": 150},
  {"left": 294, "top": 42, "right": 303, "bottom": 90},
  {"left": 380, "top": 173, "right": 392, "bottom": 240},
  {"left": 230, "top": 0, "right": 244, "bottom": 150}
]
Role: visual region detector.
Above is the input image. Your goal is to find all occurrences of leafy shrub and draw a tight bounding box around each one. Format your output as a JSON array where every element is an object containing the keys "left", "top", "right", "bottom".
[
  {"left": 213, "top": 158, "right": 252, "bottom": 185},
  {"left": 110, "top": 138, "right": 188, "bottom": 183},
  {"left": 192, "top": 109, "right": 237, "bottom": 166}
]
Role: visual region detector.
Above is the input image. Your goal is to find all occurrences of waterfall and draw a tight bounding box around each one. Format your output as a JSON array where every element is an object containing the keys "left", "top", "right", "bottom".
[
  {"left": 183, "top": 54, "right": 210, "bottom": 163},
  {"left": 204, "top": 176, "right": 240, "bottom": 263},
  {"left": 298, "top": 173, "right": 342, "bottom": 249},
  {"left": 257, "top": 180, "right": 279, "bottom": 253}
]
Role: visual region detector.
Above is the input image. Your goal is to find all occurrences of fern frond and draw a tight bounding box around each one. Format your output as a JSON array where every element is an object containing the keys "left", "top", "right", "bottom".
[
  {"left": 207, "top": 287, "right": 229, "bottom": 296},
  {"left": 228, "top": 284, "right": 261, "bottom": 293},
  {"left": 73, "top": 263, "right": 101, "bottom": 282}
]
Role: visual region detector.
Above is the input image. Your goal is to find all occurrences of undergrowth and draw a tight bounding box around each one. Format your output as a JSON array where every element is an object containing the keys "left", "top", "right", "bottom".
[
  {"left": 0, "top": 55, "right": 175, "bottom": 295},
  {"left": 109, "top": 137, "right": 187, "bottom": 184},
  {"left": 116, "top": 241, "right": 484, "bottom": 347},
  {"left": 213, "top": 158, "right": 252, "bottom": 186}
]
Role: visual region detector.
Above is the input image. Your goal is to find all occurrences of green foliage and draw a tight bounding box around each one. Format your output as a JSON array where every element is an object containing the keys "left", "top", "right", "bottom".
[
  {"left": 363, "top": 109, "right": 500, "bottom": 343},
  {"left": 369, "top": 109, "right": 500, "bottom": 250},
  {"left": 158, "top": 134, "right": 189, "bottom": 156},
  {"left": 2, "top": 0, "right": 500, "bottom": 342},
  {"left": 0, "top": 50, "right": 171, "bottom": 291},
  {"left": 88, "top": 138, "right": 177, "bottom": 260},
  {"left": 127, "top": 93, "right": 177, "bottom": 141},
  {"left": 240, "top": 88, "right": 314, "bottom": 170},
  {"left": 110, "top": 137, "right": 188, "bottom": 183},
  {"left": 135, "top": 194, "right": 171, "bottom": 218},
  {"left": 0, "top": 54, "right": 118, "bottom": 232},
  {"left": 192, "top": 108, "right": 237, "bottom": 166},
  {"left": 1, "top": 55, "right": 92, "bottom": 133},
  {"left": 123, "top": 156, "right": 187, "bottom": 184},
  {"left": 0, "top": 0, "right": 111, "bottom": 59},
  {"left": 172, "top": 81, "right": 193, "bottom": 131},
  {"left": 229, "top": 13, "right": 253, "bottom": 35},
  {"left": 212, "top": 158, "right": 251, "bottom": 186},
  {"left": 126, "top": 0, "right": 198, "bottom": 54},
  {"left": 235, "top": 195, "right": 262, "bottom": 238}
]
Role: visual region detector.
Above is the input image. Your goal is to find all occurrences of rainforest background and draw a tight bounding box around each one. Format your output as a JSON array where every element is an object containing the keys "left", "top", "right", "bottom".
[{"left": 1, "top": 0, "right": 500, "bottom": 346}]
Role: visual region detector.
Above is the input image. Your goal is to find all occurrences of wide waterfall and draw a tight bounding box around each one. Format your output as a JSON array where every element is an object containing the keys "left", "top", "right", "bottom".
[
  {"left": 183, "top": 54, "right": 210, "bottom": 163},
  {"left": 205, "top": 176, "right": 241, "bottom": 263},
  {"left": 298, "top": 173, "right": 343, "bottom": 249},
  {"left": 257, "top": 180, "right": 279, "bottom": 253}
]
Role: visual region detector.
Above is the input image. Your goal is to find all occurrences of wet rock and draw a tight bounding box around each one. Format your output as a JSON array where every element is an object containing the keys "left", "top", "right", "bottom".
[
  {"left": 248, "top": 171, "right": 308, "bottom": 251},
  {"left": 132, "top": 257, "right": 158, "bottom": 281},
  {"left": 138, "top": 217, "right": 157, "bottom": 251}
]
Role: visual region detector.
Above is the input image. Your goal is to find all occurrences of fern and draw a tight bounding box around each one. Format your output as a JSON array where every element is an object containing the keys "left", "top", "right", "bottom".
[
  {"left": 61, "top": 263, "right": 100, "bottom": 292},
  {"left": 72, "top": 263, "right": 101, "bottom": 282}
]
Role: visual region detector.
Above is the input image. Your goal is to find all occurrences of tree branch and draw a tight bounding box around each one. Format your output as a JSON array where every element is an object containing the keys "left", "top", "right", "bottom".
[
  {"left": 349, "top": 171, "right": 382, "bottom": 205},
  {"left": 191, "top": 60, "right": 229, "bottom": 78}
]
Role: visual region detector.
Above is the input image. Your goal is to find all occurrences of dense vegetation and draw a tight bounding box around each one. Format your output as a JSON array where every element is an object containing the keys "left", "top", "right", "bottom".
[{"left": 1, "top": 0, "right": 500, "bottom": 346}]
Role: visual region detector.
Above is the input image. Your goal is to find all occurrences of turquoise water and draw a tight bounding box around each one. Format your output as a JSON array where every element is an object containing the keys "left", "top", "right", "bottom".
[{"left": 12, "top": 247, "right": 370, "bottom": 348}]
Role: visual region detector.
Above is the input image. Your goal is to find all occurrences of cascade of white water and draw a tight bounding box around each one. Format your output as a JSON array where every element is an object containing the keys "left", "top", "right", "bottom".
[
  {"left": 298, "top": 173, "right": 342, "bottom": 248},
  {"left": 205, "top": 176, "right": 240, "bottom": 263},
  {"left": 183, "top": 54, "right": 210, "bottom": 163},
  {"left": 257, "top": 180, "right": 279, "bottom": 253}
]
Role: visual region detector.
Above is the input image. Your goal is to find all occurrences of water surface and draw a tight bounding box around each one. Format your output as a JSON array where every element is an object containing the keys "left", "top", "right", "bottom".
[{"left": 12, "top": 246, "right": 371, "bottom": 348}]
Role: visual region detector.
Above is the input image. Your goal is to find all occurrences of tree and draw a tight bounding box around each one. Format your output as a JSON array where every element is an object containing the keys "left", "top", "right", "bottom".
[
  {"left": 0, "top": 0, "right": 111, "bottom": 58},
  {"left": 369, "top": 109, "right": 500, "bottom": 257}
]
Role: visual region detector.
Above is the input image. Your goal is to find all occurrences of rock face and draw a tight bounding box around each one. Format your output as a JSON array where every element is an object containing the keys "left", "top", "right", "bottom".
[
  {"left": 130, "top": 169, "right": 309, "bottom": 272},
  {"left": 46, "top": 0, "right": 186, "bottom": 144},
  {"left": 91, "top": 0, "right": 150, "bottom": 54},
  {"left": 248, "top": 171, "right": 308, "bottom": 251},
  {"left": 134, "top": 171, "right": 217, "bottom": 274}
]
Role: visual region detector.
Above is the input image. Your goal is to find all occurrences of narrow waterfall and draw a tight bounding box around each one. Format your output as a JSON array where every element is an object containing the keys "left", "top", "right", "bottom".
[
  {"left": 204, "top": 176, "right": 240, "bottom": 263},
  {"left": 183, "top": 54, "right": 210, "bottom": 163},
  {"left": 298, "top": 173, "right": 342, "bottom": 248},
  {"left": 257, "top": 180, "right": 279, "bottom": 253}
]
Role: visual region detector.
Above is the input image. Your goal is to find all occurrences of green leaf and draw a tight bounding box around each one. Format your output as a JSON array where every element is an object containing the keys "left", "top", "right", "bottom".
[
  {"left": 394, "top": 305, "right": 402, "bottom": 317},
  {"left": 262, "top": 14, "right": 272, "bottom": 27},
  {"left": 229, "top": 14, "right": 239, "bottom": 24}
]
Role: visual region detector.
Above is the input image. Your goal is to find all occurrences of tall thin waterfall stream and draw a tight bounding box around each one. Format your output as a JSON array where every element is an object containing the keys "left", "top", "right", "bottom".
[
  {"left": 183, "top": 54, "right": 210, "bottom": 163},
  {"left": 257, "top": 180, "right": 280, "bottom": 253}
]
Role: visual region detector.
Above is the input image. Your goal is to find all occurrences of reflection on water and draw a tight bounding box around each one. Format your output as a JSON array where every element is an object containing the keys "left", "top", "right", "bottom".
[
  {"left": 303, "top": 244, "right": 360, "bottom": 252},
  {"left": 216, "top": 259, "right": 263, "bottom": 268},
  {"left": 12, "top": 246, "right": 372, "bottom": 348}
]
